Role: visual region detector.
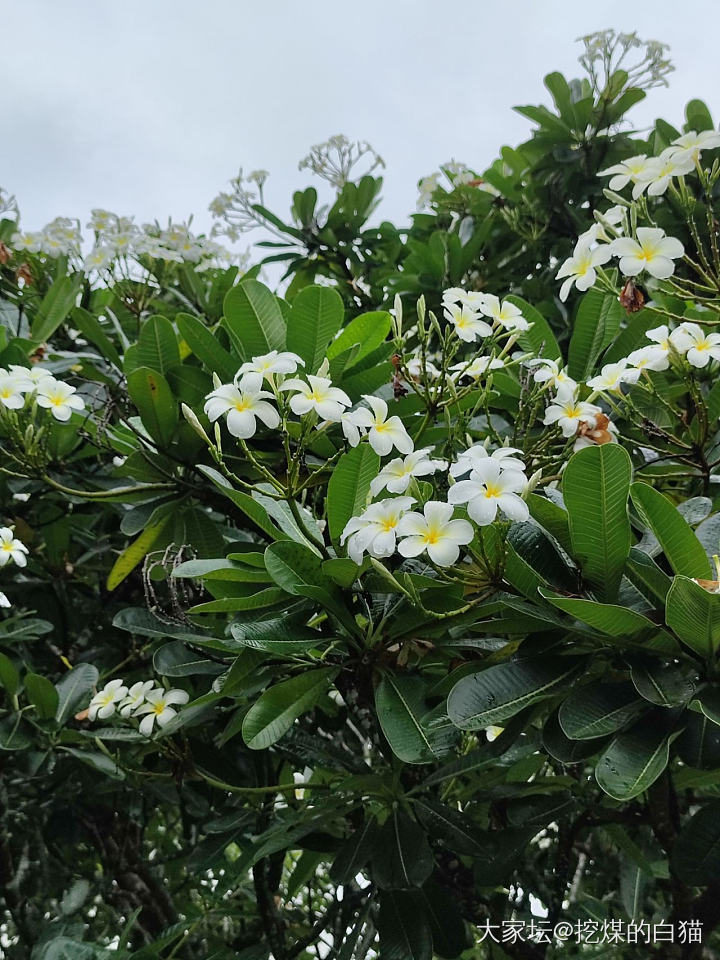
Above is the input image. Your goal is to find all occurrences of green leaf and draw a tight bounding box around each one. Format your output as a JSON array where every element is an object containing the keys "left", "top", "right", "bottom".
[
  {"left": 126, "top": 366, "right": 178, "bottom": 446},
  {"left": 327, "top": 445, "right": 380, "bottom": 542},
  {"left": 630, "top": 657, "right": 697, "bottom": 706},
  {"left": 176, "top": 313, "right": 238, "bottom": 381},
  {"left": 376, "top": 674, "right": 448, "bottom": 764},
  {"left": 665, "top": 575, "right": 720, "bottom": 658},
  {"left": 567, "top": 289, "right": 624, "bottom": 380},
  {"left": 24, "top": 672, "right": 59, "bottom": 719},
  {"left": 223, "top": 279, "right": 286, "bottom": 358},
  {"left": 377, "top": 890, "right": 432, "bottom": 960},
  {"left": 505, "top": 295, "right": 561, "bottom": 361},
  {"left": 327, "top": 311, "right": 391, "bottom": 368},
  {"left": 373, "top": 809, "right": 433, "bottom": 890},
  {"left": 229, "top": 616, "right": 325, "bottom": 653},
  {"left": 241, "top": 667, "right": 337, "bottom": 749},
  {"left": 595, "top": 712, "right": 678, "bottom": 800},
  {"left": 685, "top": 99, "right": 714, "bottom": 133},
  {"left": 153, "top": 641, "right": 224, "bottom": 677},
  {"left": 71, "top": 307, "right": 121, "bottom": 368},
  {"left": 137, "top": 315, "right": 180, "bottom": 373},
  {"left": 286, "top": 285, "right": 344, "bottom": 373},
  {"left": 539, "top": 591, "right": 657, "bottom": 637},
  {"left": 106, "top": 514, "right": 171, "bottom": 591},
  {"left": 196, "top": 466, "right": 284, "bottom": 541},
  {"left": 447, "top": 657, "right": 583, "bottom": 730},
  {"left": 559, "top": 682, "right": 644, "bottom": 740},
  {"left": 330, "top": 818, "right": 380, "bottom": 884},
  {"left": 672, "top": 801, "right": 720, "bottom": 885},
  {"left": 31, "top": 273, "right": 83, "bottom": 342},
  {"left": 0, "top": 653, "right": 18, "bottom": 697},
  {"left": 563, "top": 445, "right": 632, "bottom": 602},
  {"left": 631, "top": 483, "right": 710, "bottom": 579},
  {"left": 414, "top": 798, "right": 485, "bottom": 856},
  {"left": 55, "top": 663, "right": 99, "bottom": 725},
  {"left": 417, "top": 881, "right": 469, "bottom": 959}
]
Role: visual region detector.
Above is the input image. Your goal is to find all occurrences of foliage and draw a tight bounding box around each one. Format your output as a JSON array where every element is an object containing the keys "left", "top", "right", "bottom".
[{"left": 1, "top": 30, "right": 720, "bottom": 960}]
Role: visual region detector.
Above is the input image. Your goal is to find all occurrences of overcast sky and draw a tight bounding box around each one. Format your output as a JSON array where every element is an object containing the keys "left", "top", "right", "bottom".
[{"left": 2, "top": 0, "right": 719, "bottom": 254}]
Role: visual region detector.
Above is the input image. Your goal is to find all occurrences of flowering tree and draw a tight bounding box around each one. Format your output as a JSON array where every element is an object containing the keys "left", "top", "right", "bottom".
[{"left": 2, "top": 29, "right": 720, "bottom": 960}]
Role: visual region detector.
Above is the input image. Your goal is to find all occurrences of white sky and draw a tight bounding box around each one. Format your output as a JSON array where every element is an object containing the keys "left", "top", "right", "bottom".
[{"left": 2, "top": 0, "right": 719, "bottom": 250}]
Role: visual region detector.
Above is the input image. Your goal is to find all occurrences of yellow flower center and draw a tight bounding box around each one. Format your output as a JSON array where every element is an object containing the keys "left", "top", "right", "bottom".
[
  {"left": 153, "top": 702, "right": 166, "bottom": 715},
  {"left": 1, "top": 543, "right": 13, "bottom": 552},
  {"left": 380, "top": 518, "right": 397, "bottom": 532},
  {"left": 234, "top": 399, "right": 248, "bottom": 411},
  {"left": 484, "top": 483, "right": 502, "bottom": 498},
  {"left": 564, "top": 405, "right": 582, "bottom": 418}
]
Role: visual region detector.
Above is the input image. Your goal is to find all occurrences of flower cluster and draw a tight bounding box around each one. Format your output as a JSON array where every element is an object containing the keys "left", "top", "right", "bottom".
[
  {"left": 88, "top": 678, "right": 189, "bottom": 736},
  {"left": 0, "top": 365, "right": 85, "bottom": 421},
  {"left": 443, "top": 288, "right": 528, "bottom": 342}
]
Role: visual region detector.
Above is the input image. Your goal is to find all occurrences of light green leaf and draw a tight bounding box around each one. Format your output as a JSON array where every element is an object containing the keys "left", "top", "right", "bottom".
[
  {"left": 567, "top": 289, "right": 624, "bottom": 380},
  {"left": 564, "top": 444, "right": 632, "bottom": 602},
  {"left": 242, "top": 667, "right": 337, "bottom": 749},
  {"left": 31, "top": 273, "right": 83, "bottom": 342},
  {"left": 106, "top": 514, "right": 171, "bottom": 591},
  {"left": 176, "top": 312, "right": 238, "bottom": 381},
  {"left": 25, "top": 672, "right": 59, "bottom": 719},
  {"left": 223, "top": 279, "right": 286, "bottom": 358},
  {"left": 286, "top": 285, "right": 344, "bottom": 373},
  {"left": 137, "top": 315, "right": 180, "bottom": 373},
  {"left": 55, "top": 663, "right": 99, "bottom": 725},
  {"left": 665, "top": 575, "right": 720, "bottom": 658},
  {"left": 327, "top": 445, "right": 379, "bottom": 542},
  {"left": 126, "top": 366, "right": 178, "bottom": 446},
  {"left": 631, "top": 482, "right": 711, "bottom": 579}
]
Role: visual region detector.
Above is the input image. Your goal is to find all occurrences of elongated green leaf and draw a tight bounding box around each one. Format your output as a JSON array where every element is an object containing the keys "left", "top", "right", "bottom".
[
  {"left": 126, "top": 366, "right": 178, "bottom": 446},
  {"left": 567, "top": 289, "right": 624, "bottom": 379},
  {"left": 564, "top": 444, "right": 632, "bottom": 602},
  {"left": 223, "top": 279, "right": 286, "bottom": 358},
  {"left": 595, "top": 713, "right": 677, "bottom": 800},
  {"left": 327, "top": 311, "right": 391, "bottom": 366},
  {"left": 539, "top": 591, "right": 657, "bottom": 637},
  {"left": 242, "top": 667, "right": 337, "bottom": 749},
  {"left": 559, "top": 682, "right": 645, "bottom": 740},
  {"left": 153, "top": 641, "right": 223, "bottom": 677},
  {"left": 229, "top": 616, "right": 325, "bottom": 653},
  {"left": 24, "top": 672, "right": 59, "bottom": 719},
  {"left": 630, "top": 657, "right": 697, "bottom": 706},
  {"left": 55, "top": 663, "right": 99, "bottom": 725},
  {"left": 137, "top": 315, "right": 180, "bottom": 373},
  {"left": 373, "top": 809, "right": 433, "bottom": 890},
  {"left": 330, "top": 818, "right": 380, "bottom": 884},
  {"left": 327, "top": 445, "right": 380, "bottom": 542},
  {"left": 376, "top": 675, "right": 446, "bottom": 764},
  {"left": 414, "top": 798, "right": 485, "bottom": 856},
  {"left": 447, "top": 657, "right": 583, "bottom": 730},
  {"left": 196, "top": 466, "right": 284, "bottom": 540},
  {"left": 672, "top": 801, "right": 720, "bottom": 885},
  {"left": 505, "top": 295, "right": 561, "bottom": 360},
  {"left": 286, "top": 285, "right": 344, "bottom": 373},
  {"left": 631, "top": 483, "right": 710, "bottom": 579},
  {"left": 176, "top": 313, "right": 237, "bottom": 381},
  {"left": 0, "top": 653, "right": 18, "bottom": 697},
  {"left": 31, "top": 273, "right": 83, "bottom": 342},
  {"left": 666, "top": 575, "right": 720, "bottom": 658},
  {"left": 106, "top": 514, "right": 171, "bottom": 591},
  {"left": 377, "top": 890, "right": 432, "bottom": 960},
  {"left": 71, "top": 306, "right": 121, "bottom": 367}
]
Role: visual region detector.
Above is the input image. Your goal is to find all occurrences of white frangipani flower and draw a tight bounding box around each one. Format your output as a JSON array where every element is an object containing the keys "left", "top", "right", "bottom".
[
  {"left": 525, "top": 358, "right": 577, "bottom": 393},
  {"left": 0, "top": 592, "right": 10, "bottom": 609},
  {"left": 0, "top": 528, "right": 29, "bottom": 568},
  {"left": 135, "top": 688, "right": 190, "bottom": 736},
  {"left": 0, "top": 368, "right": 31, "bottom": 409},
  {"left": 444, "top": 302, "right": 493, "bottom": 343},
  {"left": 119, "top": 680, "right": 156, "bottom": 718},
  {"left": 280, "top": 375, "right": 351, "bottom": 422},
  {"left": 543, "top": 388, "right": 602, "bottom": 438},
  {"left": 627, "top": 344, "right": 670, "bottom": 372},
  {"left": 352, "top": 396, "right": 413, "bottom": 457},
  {"left": 9, "top": 365, "right": 53, "bottom": 389},
  {"left": 638, "top": 147, "right": 694, "bottom": 197},
  {"left": 671, "top": 129, "right": 720, "bottom": 162},
  {"left": 480, "top": 295, "right": 529, "bottom": 331},
  {"left": 35, "top": 378, "right": 85, "bottom": 422},
  {"left": 405, "top": 357, "right": 441, "bottom": 380},
  {"left": 556, "top": 240, "right": 612, "bottom": 302},
  {"left": 370, "top": 449, "right": 445, "bottom": 496},
  {"left": 450, "top": 444, "right": 526, "bottom": 478},
  {"left": 450, "top": 356, "right": 504, "bottom": 380},
  {"left": 88, "top": 679, "right": 129, "bottom": 721},
  {"left": 337, "top": 409, "right": 367, "bottom": 447},
  {"left": 670, "top": 322, "right": 720, "bottom": 368},
  {"left": 204, "top": 373, "right": 280, "bottom": 439},
  {"left": 396, "top": 501, "right": 474, "bottom": 567},
  {"left": 598, "top": 154, "right": 659, "bottom": 198},
  {"left": 485, "top": 725, "right": 504, "bottom": 742},
  {"left": 237, "top": 350, "right": 304, "bottom": 380},
  {"left": 340, "top": 496, "right": 415, "bottom": 564},
  {"left": 586, "top": 359, "right": 641, "bottom": 393},
  {"left": 442, "top": 288, "right": 490, "bottom": 311},
  {"left": 577, "top": 206, "right": 624, "bottom": 245},
  {"left": 448, "top": 460, "right": 529, "bottom": 525},
  {"left": 610, "top": 228, "right": 684, "bottom": 280}
]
